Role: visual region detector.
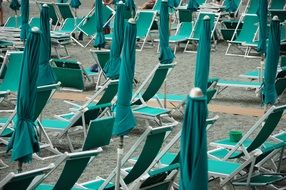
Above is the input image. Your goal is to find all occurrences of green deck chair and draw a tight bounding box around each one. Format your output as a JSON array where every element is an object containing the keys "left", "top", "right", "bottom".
[
  {"left": 4, "top": 16, "right": 22, "bottom": 28},
  {"left": 36, "top": 1, "right": 59, "bottom": 26},
  {"left": 29, "top": 17, "right": 41, "bottom": 28},
  {"left": 72, "top": 5, "right": 115, "bottom": 47},
  {"left": 79, "top": 125, "right": 173, "bottom": 190},
  {"left": 221, "top": 20, "right": 243, "bottom": 41},
  {"left": 51, "top": 59, "right": 97, "bottom": 91},
  {"left": 40, "top": 80, "right": 118, "bottom": 152},
  {"left": 55, "top": 2, "right": 74, "bottom": 21},
  {"left": 28, "top": 150, "right": 101, "bottom": 190},
  {"left": 269, "top": 0, "right": 286, "bottom": 10},
  {"left": 225, "top": 14, "right": 259, "bottom": 57},
  {"left": 56, "top": 18, "right": 83, "bottom": 33},
  {"left": 208, "top": 105, "right": 286, "bottom": 187},
  {"left": 184, "top": 12, "right": 220, "bottom": 52},
  {"left": 245, "top": 0, "right": 260, "bottom": 14},
  {"left": 177, "top": 8, "right": 193, "bottom": 23},
  {"left": 131, "top": 63, "right": 176, "bottom": 126},
  {"left": 135, "top": 10, "right": 157, "bottom": 51},
  {"left": 90, "top": 49, "right": 110, "bottom": 88},
  {"left": 0, "top": 164, "right": 54, "bottom": 190}
]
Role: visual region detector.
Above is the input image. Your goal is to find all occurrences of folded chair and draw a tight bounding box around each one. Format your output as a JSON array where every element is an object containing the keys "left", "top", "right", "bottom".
[
  {"left": 36, "top": 1, "right": 60, "bottom": 26},
  {"left": 131, "top": 62, "right": 177, "bottom": 126},
  {"left": 225, "top": 14, "right": 259, "bottom": 57},
  {"left": 0, "top": 164, "right": 54, "bottom": 190},
  {"left": 40, "top": 80, "right": 118, "bottom": 152},
  {"left": 135, "top": 10, "right": 157, "bottom": 51},
  {"left": 50, "top": 58, "right": 98, "bottom": 91},
  {"left": 4, "top": 16, "right": 22, "bottom": 28},
  {"left": 78, "top": 125, "right": 174, "bottom": 190},
  {"left": 208, "top": 105, "right": 286, "bottom": 187},
  {"left": 71, "top": 5, "right": 115, "bottom": 47},
  {"left": 28, "top": 150, "right": 101, "bottom": 190},
  {"left": 0, "top": 83, "right": 62, "bottom": 160},
  {"left": 184, "top": 12, "right": 220, "bottom": 52}
]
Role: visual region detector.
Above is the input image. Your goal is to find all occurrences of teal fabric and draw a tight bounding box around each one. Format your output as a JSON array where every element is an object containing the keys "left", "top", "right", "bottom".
[
  {"left": 180, "top": 96, "right": 208, "bottom": 190},
  {"left": 256, "top": 0, "right": 268, "bottom": 54},
  {"left": 70, "top": 0, "right": 81, "bottom": 9},
  {"left": 103, "top": 2, "right": 124, "bottom": 79},
  {"left": 187, "top": 0, "right": 199, "bottom": 11},
  {"left": 225, "top": 0, "right": 238, "bottom": 12},
  {"left": 194, "top": 17, "right": 211, "bottom": 94},
  {"left": 93, "top": 0, "right": 106, "bottom": 48},
  {"left": 263, "top": 18, "right": 281, "bottom": 105},
  {"left": 168, "top": 0, "right": 179, "bottom": 8},
  {"left": 20, "top": 0, "right": 30, "bottom": 40},
  {"left": 112, "top": 21, "right": 137, "bottom": 136},
  {"left": 159, "top": 1, "right": 175, "bottom": 65},
  {"left": 125, "top": 0, "right": 135, "bottom": 17},
  {"left": 57, "top": 0, "right": 69, "bottom": 2},
  {"left": 10, "top": 0, "right": 20, "bottom": 12},
  {"left": 37, "top": 5, "right": 57, "bottom": 86},
  {"left": 7, "top": 30, "right": 41, "bottom": 163}
]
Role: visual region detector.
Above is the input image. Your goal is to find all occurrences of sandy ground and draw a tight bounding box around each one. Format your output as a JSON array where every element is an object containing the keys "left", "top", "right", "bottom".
[{"left": 0, "top": 0, "right": 286, "bottom": 189}]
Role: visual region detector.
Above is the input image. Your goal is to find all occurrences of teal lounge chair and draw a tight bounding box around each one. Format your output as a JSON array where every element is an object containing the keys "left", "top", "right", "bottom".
[
  {"left": 28, "top": 150, "right": 101, "bottom": 190},
  {"left": 51, "top": 59, "right": 98, "bottom": 91},
  {"left": 4, "top": 16, "right": 22, "bottom": 28},
  {"left": 55, "top": 2, "right": 74, "bottom": 21},
  {"left": 131, "top": 63, "right": 177, "bottom": 126},
  {"left": 78, "top": 125, "right": 173, "bottom": 190},
  {"left": 184, "top": 12, "right": 220, "bottom": 52},
  {"left": 244, "top": 0, "right": 260, "bottom": 15},
  {"left": 135, "top": 10, "right": 157, "bottom": 51},
  {"left": 208, "top": 105, "right": 286, "bottom": 188},
  {"left": 177, "top": 7, "right": 193, "bottom": 22},
  {"left": 36, "top": 1, "right": 60, "bottom": 26},
  {"left": 0, "top": 164, "right": 54, "bottom": 190},
  {"left": 71, "top": 5, "right": 115, "bottom": 47},
  {"left": 40, "top": 80, "right": 118, "bottom": 152}
]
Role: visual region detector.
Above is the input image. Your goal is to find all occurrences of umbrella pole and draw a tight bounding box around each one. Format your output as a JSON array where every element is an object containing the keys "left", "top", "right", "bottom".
[
  {"left": 115, "top": 136, "right": 124, "bottom": 190},
  {"left": 17, "top": 161, "right": 23, "bottom": 173}
]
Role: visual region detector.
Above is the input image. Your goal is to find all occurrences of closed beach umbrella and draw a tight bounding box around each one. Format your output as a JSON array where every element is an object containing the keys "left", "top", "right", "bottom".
[
  {"left": 180, "top": 88, "right": 208, "bottom": 190},
  {"left": 7, "top": 27, "right": 41, "bottom": 167},
  {"left": 103, "top": 1, "right": 124, "bottom": 79},
  {"left": 187, "top": 0, "right": 199, "bottom": 11},
  {"left": 225, "top": 0, "right": 238, "bottom": 13},
  {"left": 20, "top": 0, "right": 30, "bottom": 40},
  {"left": 93, "top": 0, "right": 106, "bottom": 48},
  {"left": 70, "top": 0, "right": 81, "bottom": 17},
  {"left": 194, "top": 16, "right": 211, "bottom": 94},
  {"left": 10, "top": 0, "right": 20, "bottom": 15},
  {"left": 159, "top": 0, "right": 175, "bottom": 65},
  {"left": 256, "top": 0, "right": 268, "bottom": 54},
  {"left": 37, "top": 4, "right": 57, "bottom": 86},
  {"left": 263, "top": 16, "right": 281, "bottom": 105}
]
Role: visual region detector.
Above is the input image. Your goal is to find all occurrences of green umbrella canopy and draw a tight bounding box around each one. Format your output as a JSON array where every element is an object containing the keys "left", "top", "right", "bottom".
[
  {"left": 20, "top": 0, "right": 30, "bottom": 40},
  {"left": 187, "top": 0, "right": 199, "bottom": 11},
  {"left": 37, "top": 4, "right": 57, "bottom": 86},
  {"left": 70, "top": 0, "right": 81, "bottom": 8},
  {"left": 7, "top": 27, "right": 41, "bottom": 163},
  {"left": 93, "top": 0, "right": 106, "bottom": 48},
  {"left": 194, "top": 16, "right": 211, "bottom": 94},
  {"left": 10, "top": 0, "right": 21, "bottom": 12},
  {"left": 180, "top": 88, "right": 208, "bottom": 190},
  {"left": 103, "top": 1, "right": 124, "bottom": 79},
  {"left": 256, "top": 0, "right": 268, "bottom": 54},
  {"left": 263, "top": 16, "right": 281, "bottom": 105},
  {"left": 159, "top": 0, "right": 175, "bottom": 65},
  {"left": 112, "top": 18, "right": 137, "bottom": 136},
  {"left": 225, "top": 0, "right": 238, "bottom": 13}
]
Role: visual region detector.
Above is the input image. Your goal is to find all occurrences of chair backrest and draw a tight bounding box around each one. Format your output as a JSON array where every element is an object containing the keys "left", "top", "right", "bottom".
[
  {"left": 176, "top": 22, "right": 192, "bottom": 37},
  {"left": 0, "top": 51, "right": 23, "bottom": 93},
  {"left": 234, "top": 15, "right": 258, "bottom": 43},
  {"left": 178, "top": 9, "right": 193, "bottom": 22},
  {"left": 51, "top": 59, "right": 85, "bottom": 90},
  {"left": 136, "top": 11, "right": 156, "bottom": 39},
  {"left": 37, "top": 2, "right": 59, "bottom": 25},
  {"left": 94, "top": 50, "right": 110, "bottom": 69},
  {"left": 55, "top": 3, "right": 74, "bottom": 19},
  {"left": 191, "top": 12, "right": 216, "bottom": 40},
  {"left": 77, "top": 5, "right": 113, "bottom": 36},
  {"left": 4, "top": 16, "right": 22, "bottom": 28},
  {"left": 269, "top": 0, "right": 286, "bottom": 10},
  {"left": 58, "top": 18, "right": 83, "bottom": 33},
  {"left": 82, "top": 117, "right": 114, "bottom": 151},
  {"left": 245, "top": 0, "right": 259, "bottom": 14},
  {"left": 132, "top": 63, "right": 175, "bottom": 105},
  {"left": 29, "top": 17, "right": 41, "bottom": 28},
  {"left": 0, "top": 165, "right": 54, "bottom": 190}
]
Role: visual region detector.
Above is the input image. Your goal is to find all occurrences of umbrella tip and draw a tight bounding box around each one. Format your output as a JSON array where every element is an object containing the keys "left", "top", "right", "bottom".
[
  {"left": 272, "top": 15, "right": 279, "bottom": 21},
  {"left": 189, "top": 87, "right": 203, "bottom": 98},
  {"left": 43, "top": 3, "right": 48, "bottom": 7},
  {"left": 31, "top": 27, "right": 40, "bottom": 33},
  {"left": 203, "top": 15, "right": 210, "bottom": 20},
  {"left": 118, "top": 1, "right": 124, "bottom": 4},
  {"left": 128, "top": 18, "right": 136, "bottom": 24}
]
